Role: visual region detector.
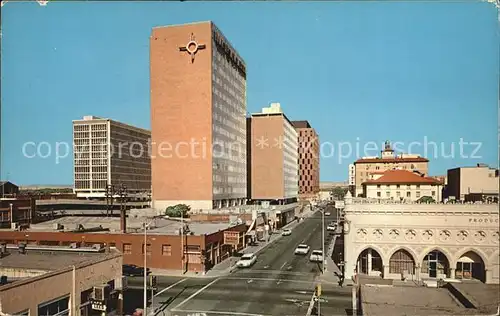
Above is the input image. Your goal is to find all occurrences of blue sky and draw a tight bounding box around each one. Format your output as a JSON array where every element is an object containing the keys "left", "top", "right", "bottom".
[{"left": 1, "top": 1, "right": 498, "bottom": 185}]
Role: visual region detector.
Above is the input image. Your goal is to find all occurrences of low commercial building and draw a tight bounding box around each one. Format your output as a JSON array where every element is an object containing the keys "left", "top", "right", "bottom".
[
  {"left": 0, "top": 215, "right": 247, "bottom": 274},
  {"left": 73, "top": 115, "right": 151, "bottom": 200},
  {"left": 0, "top": 198, "right": 36, "bottom": 229},
  {"left": 446, "top": 164, "right": 499, "bottom": 202},
  {"left": 247, "top": 103, "right": 299, "bottom": 204},
  {"left": 342, "top": 194, "right": 500, "bottom": 284},
  {"left": 0, "top": 244, "right": 122, "bottom": 316},
  {"left": 362, "top": 169, "right": 443, "bottom": 202},
  {"left": 360, "top": 282, "right": 499, "bottom": 315},
  {"left": 0, "top": 181, "right": 19, "bottom": 198}
]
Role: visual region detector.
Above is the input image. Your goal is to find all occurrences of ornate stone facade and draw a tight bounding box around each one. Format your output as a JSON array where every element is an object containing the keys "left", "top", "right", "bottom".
[{"left": 343, "top": 200, "right": 499, "bottom": 284}]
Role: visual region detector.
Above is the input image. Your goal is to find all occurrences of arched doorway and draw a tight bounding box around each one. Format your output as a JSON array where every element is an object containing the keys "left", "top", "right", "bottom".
[
  {"left": 456, "top": 251, "right": 486, "bottom": 282},
  {"left": 422, "top": 250, "right": 449, "bottom": 278},
  {"left": 389, "top": 249, "right": 416, "bottom": 277},
  {"left": 357, "top": 248, "right": 383, "bottom": 276}
]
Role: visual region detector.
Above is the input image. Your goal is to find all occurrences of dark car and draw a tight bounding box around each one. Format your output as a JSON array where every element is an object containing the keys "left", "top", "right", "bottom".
[{"left": 122, "top": 264, "right": 151, "bottom": 277}]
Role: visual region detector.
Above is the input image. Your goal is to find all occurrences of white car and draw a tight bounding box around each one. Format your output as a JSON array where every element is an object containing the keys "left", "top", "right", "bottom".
[
  {"left": 309, "top": 250, "right": 323, "bottom": 263},
  {"left": 294, "top": 244, "right": 310, "bottom": 255},
  {"left": 236, "top": 253, "right": 257, "bottom": 268},
  {"left": 325, "top": 212, "right": 331, "bottom": 216},
  {"left": 282, "top": 229, "right": 292, "bottom": 236},
  {"left": 327, "top": 224, "right": 337, "bottom": 231}
]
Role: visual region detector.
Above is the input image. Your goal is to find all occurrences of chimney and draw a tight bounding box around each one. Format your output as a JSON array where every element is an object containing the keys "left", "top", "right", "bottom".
[{"left": 120, "top": 208, "right": 127, "bottom": 233}]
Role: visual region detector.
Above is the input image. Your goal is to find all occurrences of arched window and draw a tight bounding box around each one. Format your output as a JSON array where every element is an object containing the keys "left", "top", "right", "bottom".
[{"left": 389, "top": 249, "right": 415, "bottom": 274}]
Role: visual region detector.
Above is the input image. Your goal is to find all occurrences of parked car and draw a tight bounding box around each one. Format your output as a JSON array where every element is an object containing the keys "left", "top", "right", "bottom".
[
  {"left": 236, "top": 253, "right": 257, "bottom": 268},
  {"left": 282, "top": 229, "right": 292, "bottom": 236},
  {"left": 123, "top": 264, "right": 150, "bottom": 277},
  {"left": 327, "top": 223, "right": 337, "bottom": 231},
  {"left": 294, "top": 244, "right": 311, "bottom": 255},
  {"left": 324, "top": 212, "right": 331, "bottom": 216},
  {"left": 309, "top": 250, "right": 323, "bottom": 263}
]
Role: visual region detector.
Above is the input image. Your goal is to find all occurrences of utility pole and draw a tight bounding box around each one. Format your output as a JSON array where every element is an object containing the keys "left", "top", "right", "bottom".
[{"left": 105, "top": 184, "right": 115, "bottom": 217}]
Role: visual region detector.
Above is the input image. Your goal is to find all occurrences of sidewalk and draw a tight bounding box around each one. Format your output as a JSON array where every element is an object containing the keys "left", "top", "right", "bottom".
[
  {"left": 149, "top": 209, "right": 316, "bottom": 278},
  {"left": 205, "top": 208, "right": 316, "bottom": 277}
]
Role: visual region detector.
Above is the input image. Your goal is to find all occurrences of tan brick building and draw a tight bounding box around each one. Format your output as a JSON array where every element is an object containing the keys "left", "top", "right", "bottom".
[
  {"left": 247, "top": 103, "right": 298, "bottom": 204},
  {"left": 291, "top": 120, "right": 320, "bottom": 201},
  {"left": 354, "top": 141, "right": 429, "bottom": 197},
  {"left": 150, "top": 21, "right": 247, "bottom": 210},
  {"left": 446, "top": 164, "right": 499, "bottom": 202}
]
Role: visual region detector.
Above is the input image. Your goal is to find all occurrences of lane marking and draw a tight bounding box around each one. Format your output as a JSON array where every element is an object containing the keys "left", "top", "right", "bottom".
[
  {"left": 154, "top": 278, "right": 187, "bottom": 297},
  {"left": 223, "top": 276, "right": 314, "bottom": 285},
  {"left": 171, "top": 278, "right": 219, "bottom": 311},
  {"left": 173, "top": 310, "right": 269, "bottom": 316},
  {"left": 280, "top": 261, "right": 287, "bottom": 270}
]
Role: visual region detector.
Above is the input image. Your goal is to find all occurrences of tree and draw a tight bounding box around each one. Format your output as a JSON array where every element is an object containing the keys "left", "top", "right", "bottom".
[
  {"left": 165, "top": 204, "right": 190, "bottom": 218},
  {"left": 417, "top": 196, "right": 435, "bottom": 204},
  {"left": 331, "top": 187, "right": 348, "bottom": 200}
]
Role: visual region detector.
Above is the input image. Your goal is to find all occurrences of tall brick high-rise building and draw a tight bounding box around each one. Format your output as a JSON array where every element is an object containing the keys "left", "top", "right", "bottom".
[
  {"left": 150, "top": 21, "right": 247, "bottom": 210},
  {"left": 291, "top": 120, "right": 320, "bottom": 201},
  {"left": 247, "top": 103, "right": 299, "bottom": 203}
]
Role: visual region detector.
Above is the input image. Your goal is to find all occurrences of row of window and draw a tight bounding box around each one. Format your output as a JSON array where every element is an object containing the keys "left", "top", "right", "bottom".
[
  {"left": 213, "top": 48, "right": 246, "bottom": 88},
  {"left": 375, "top": 191, "right": 436, "bottom": 198}
]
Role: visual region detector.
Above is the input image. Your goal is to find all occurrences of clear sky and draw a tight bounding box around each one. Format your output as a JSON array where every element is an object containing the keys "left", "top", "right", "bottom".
[{"left": 1, "top": 1, "right": 498, "bottom": 185}]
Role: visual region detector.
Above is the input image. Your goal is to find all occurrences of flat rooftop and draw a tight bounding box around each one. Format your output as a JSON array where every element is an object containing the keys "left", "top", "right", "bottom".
[
  {"left": 361, "top": 283, "right": 499, "bottom": 316},
  {"left": 27, "top": 216, "right": 241, "bottom": 235},
  {"left": 0, "top": 248, "right": 117, "bottom": 271}
]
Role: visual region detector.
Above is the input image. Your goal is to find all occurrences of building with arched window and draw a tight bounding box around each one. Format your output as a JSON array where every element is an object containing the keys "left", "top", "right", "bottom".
[{"left": 342, "top": 196, "right": 499, "bottom": 284}]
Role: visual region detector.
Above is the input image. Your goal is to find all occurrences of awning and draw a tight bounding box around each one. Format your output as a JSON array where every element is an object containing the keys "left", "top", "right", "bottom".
[{"left": 245, "top": 219, "right": 256, "bottom": 235}]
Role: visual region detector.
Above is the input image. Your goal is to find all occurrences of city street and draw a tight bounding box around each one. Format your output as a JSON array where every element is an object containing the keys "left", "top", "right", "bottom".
[{"left": 125, "top": 208, "right": 352, "bottom": 316}]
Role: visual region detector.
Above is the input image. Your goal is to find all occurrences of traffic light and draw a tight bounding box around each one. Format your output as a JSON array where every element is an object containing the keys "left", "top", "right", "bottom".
[
  {"left": 315, "top": 284, "right": 322, "bottom": 297},
  {"left": 150, "top": 275, "right": 157, "bottom": 287}
]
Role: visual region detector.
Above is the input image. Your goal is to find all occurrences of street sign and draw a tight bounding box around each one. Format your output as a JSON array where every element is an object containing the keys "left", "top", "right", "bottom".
[
  {"left": 335, "top": 201, "right": 345, "bottom": 208},
  {"left": 90, "top": 299, "right": 106, "bottom": 311},
  {"left": 224, "top": 231, "right": 240, "bottom": 246}
]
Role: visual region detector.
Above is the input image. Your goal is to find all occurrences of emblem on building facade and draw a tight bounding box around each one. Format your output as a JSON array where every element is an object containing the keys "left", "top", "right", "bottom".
[{"left": 179, "top": 33, "right": 206, "bottom": 63}]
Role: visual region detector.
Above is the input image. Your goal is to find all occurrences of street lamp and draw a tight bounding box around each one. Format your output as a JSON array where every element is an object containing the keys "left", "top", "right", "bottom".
[
  {"left": 322, "top": 208, "right": 325, "bottom": 274},
  {"left": 143, "top": 218, "right": 155, "bottom": 316}
]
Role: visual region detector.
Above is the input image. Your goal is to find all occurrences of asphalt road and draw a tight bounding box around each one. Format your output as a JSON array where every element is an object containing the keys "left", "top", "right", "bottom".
[{"left": 126, "top": 208, "right": 352, "bottom": 316}]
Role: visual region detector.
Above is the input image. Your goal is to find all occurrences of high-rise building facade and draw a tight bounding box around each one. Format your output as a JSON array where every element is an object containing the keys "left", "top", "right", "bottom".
[
  {"left": 291, "top": 120, "right": 320, "bottom": 201},
  {"left": 247, "top": 103, "right": 298, "bottom": 203},
  {"left": 73, "top": 116, "right": 151, "bottom": 198},
  {"left": 150, "top": 21, "right": 247, "bottom": 210}
]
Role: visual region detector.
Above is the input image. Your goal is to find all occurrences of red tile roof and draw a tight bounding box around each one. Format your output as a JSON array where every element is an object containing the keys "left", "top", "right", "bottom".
[
  {"left": 362, "top": 169, "right": 441, "bottom": 185},
  {"left": 355, "top": 157, "right": 429, "bottom": 164}
]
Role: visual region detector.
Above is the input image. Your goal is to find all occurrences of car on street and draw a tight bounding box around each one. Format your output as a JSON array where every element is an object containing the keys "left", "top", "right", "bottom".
[
  {"left": 282, "top": 229, "right": 292, "bottom": 236},
  {"left": 294, "top": 244, "right": 310, "bottom": 255},
  {"left": 309, "top": 250, "right": 323, "bottom": 263},
  {"left": 324, "top": 212, "right": 331, "bottom": 216},
  {"left": 327, "top": 223, "right": 337, "bottom": 231},
  {"left": 236, "top": 253, "right": 257, "bottom": 268},
  {"left": 122, "top": 264, "right": 150, "bottom": 277}
]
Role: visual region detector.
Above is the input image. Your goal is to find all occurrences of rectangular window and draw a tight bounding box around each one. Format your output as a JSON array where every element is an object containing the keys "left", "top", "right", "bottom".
[
  {"left": 416, "top": 185, "right": 420, "bottom": 189},
  {"left": 416, "top": 191, "right": 421, "bottom": 198},
  {"left": 396, "top": 191, "right": 401, "bottom": 197},
  {"left": 396, "top": 185, "right": 400, "bottom": 189},
  {"left": 406, "top": 191, "right": 411, "bottom": 198},
  {"left": 142, "top": 243, "right": 152, "bottom": 256},
  {"left": 123, "top": 243, "right": 132, "bottom": 255},
  {"left": 431, "top": 191, "right": 436, "bottom": 196},
  {"left": 377, "top": 192, "right": 381, "bottom": 197},
  {"left": 407, "top": 185, "right": 411, "bottom": 189},
  {"left": 162, "top": 244, "right": 172, "bottom": 256},
  {"left": 386, "top": 191, "right": 390, "bottom": 197},
  {"left": 377, "top": 185, "right": 381, "bottom": 188}
]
